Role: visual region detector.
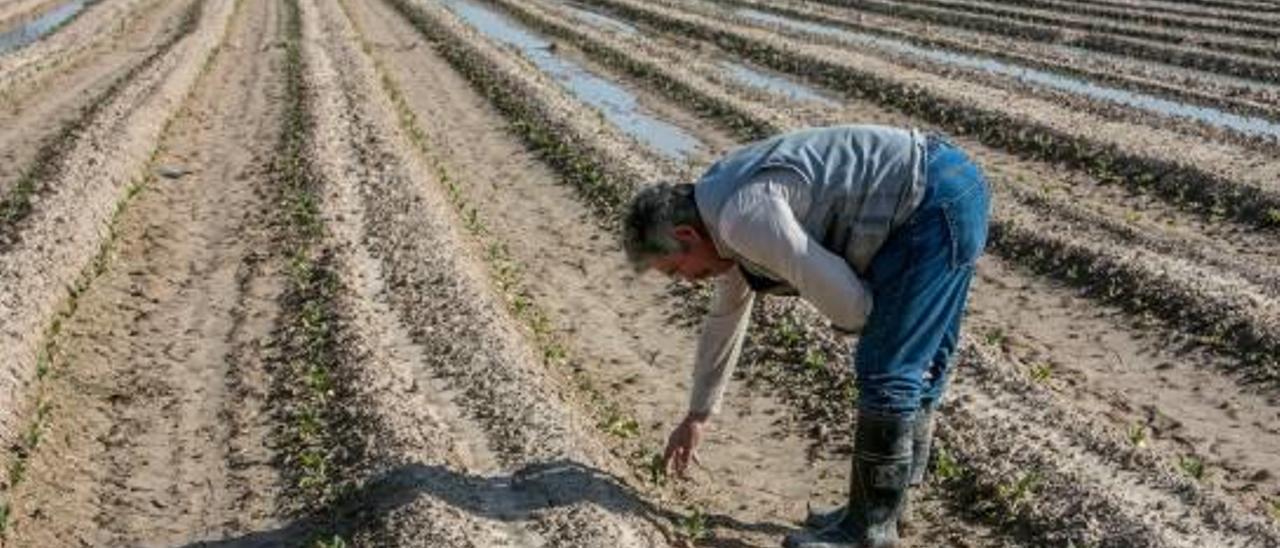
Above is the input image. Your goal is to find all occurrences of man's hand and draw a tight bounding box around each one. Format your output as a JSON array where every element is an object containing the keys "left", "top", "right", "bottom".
[{"left": 663, "top": 412, "right": 709, "bottom": 478}]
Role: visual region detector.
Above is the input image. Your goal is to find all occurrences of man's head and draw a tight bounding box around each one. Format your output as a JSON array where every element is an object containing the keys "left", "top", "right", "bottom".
[{"left": 623, "top": 183, "right": 735, "bottom": 281}]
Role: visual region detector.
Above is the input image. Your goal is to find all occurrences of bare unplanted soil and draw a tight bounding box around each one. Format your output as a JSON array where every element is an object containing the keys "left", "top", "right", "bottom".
[{"left": 0, "top": 0, "right": 1278, "bottom": 546}]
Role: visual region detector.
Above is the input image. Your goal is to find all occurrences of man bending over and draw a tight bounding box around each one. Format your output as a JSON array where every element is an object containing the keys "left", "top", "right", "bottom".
[{"left": 622, "top": 124, "right": 991, "bottom": 548}]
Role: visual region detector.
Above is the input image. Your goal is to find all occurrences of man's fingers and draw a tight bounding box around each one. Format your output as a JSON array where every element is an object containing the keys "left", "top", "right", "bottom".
[{"left": 664, "top": 444, "right": 685, "bottom": 473}]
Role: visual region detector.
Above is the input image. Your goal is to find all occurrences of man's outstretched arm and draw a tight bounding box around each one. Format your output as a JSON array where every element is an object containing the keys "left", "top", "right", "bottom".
[{"left": 666, "top": 269, "right": 754, "bottom": 477}]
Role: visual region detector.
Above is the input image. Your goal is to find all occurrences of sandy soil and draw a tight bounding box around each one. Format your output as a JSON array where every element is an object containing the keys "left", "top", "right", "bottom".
[
  {"left": 0, "top": 0, "right": 287, "bottom": 544},
  {"left": 0, "top": 0, "right": 233, "bottom": 451},
  {"left": 0, "top": 0, "right": 1277, "bottom": 544},
  {"left": 0, "top": 0, "right": 170, "bottom": 196}
]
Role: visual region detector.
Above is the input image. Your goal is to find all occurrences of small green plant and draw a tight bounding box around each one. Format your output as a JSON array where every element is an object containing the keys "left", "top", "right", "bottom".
[
  {"left": 463, "top": 206, "right": 484, "bottom": 234},
  {"left": 1179, "top": 455, "right": 1204, "bottom": 480},
  {"left": 1266, "top": 208, "right": 1280, "bottom": 227},
  {"left": 600, "top": 412, "right": 640, "bottom": 439},
  {"left": 933, "top": 446, "right": 961, "bottom": 482},
  {"left": 314, "top": 535, "right": 347, "bottom": 548},
  {"left": 542, "top": 343, "right": 567, "bottom": 364},
  {"left": 7, "top": 460, "right": 26, "bottom": 487},
  {"left": 678, "top": 507, "right": 710, "bottom": 543},
  {"left": 640, "top": 450, "right": 667, "bottom": 486},
  {"left": 995, "top": 471, "right": 1041, "bottom": 513},
  {"left": 1269, "top": 498, "right": 1280, "bottom": 522},
  {"left": 776, "top": 318, "right": 803, "bottom": 346},
  {"left": 983, "top": 326, "right": 1007, "bottom": 347},
  {"left": 34, "top": 350, "right": 50, "bottom": 380},
  {"left": 802, "top": 348, "right": 826, "bottom": 372},
  {"left": 1127, "top": 423, "right": 1147, "bottom": 448},
  {"left": 1028, "top": 362, "right": 1052, "bottom": 382}
]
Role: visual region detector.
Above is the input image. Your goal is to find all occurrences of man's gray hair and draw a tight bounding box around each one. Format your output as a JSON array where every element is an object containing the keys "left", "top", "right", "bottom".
[{"left": 622, "top": 182, "right": 703, "bottom": 270}]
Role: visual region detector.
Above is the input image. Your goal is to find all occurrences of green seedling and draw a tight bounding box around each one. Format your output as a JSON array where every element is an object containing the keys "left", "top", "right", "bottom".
[
  {"left": 642, "top": 451, "right": 668, "bottom": 486},
  {"left": 776, "top": 318, "right": 803, "bottom": 347},
  {"left": 1267, "top": 208, "right": 1280, "bottom": 227},
  {"left": 601, "top": 412, "right": 640, "bottom": 439},
  {"left": 1127, "top": 423, "right": 1147, "bottom": 448},
  {"left": 983, "top": 327, "right": 1007, "bottom": 347},
  {"left": 802, "top": 349, "right": 826, "bottom": 372},
  {"left": 678, "top": 507, "right": 710, "bottom": 543},
  {"left": 34, "top": 350, "right": 50, "bottom": 380},
  {"left": 1029, "top": 362, "right": 1052, "bottom": 383},
  {"left": 7, "top": 459, "right": 26, "bottom": 488},
  {"left": 933, "top": 446, "right": 961, "bottom": 482},
  {"left": 542, "top": 343, "right": 567, "bottom": 364},
  {"left": 1269, "top": 498, "right": 1280, "bottom": 522},
  {"left": 314, "top": 534, "right": 348, "bottom": 548},
  {"left": 995, "top": 471, "right": 1041, "bottom": 513},
  {"left": 1179, "top": 455, "right": 1204, "bottom": 480}
]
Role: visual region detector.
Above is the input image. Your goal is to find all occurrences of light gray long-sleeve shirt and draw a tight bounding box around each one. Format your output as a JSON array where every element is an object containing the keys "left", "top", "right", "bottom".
[{"left": 688, "top": 168, "right": 874, "bottom": 416}]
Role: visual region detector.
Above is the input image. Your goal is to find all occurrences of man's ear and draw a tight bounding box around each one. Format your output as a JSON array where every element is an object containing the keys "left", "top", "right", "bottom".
[{"left": 672, "top": 224, "right": 701, "bottom": 244}]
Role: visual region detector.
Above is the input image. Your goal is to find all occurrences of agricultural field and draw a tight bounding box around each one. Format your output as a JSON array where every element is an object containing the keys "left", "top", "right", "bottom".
[{"left": 0, "top": 0, "right": 1277, "bottom": 545}]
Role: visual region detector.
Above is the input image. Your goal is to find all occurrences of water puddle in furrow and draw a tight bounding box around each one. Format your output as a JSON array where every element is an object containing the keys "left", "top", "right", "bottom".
[
  {"left": 721, "top": 60, "right": 837, "bottom": 105},
  {"left": 551, "top": 2, "right": 832, "bottom": 105},
  {"left": 441, "top": 0, "right": 703, "bottom": 160},
  {"left": 0, "top": 0, "right": 87, "bottom": 55},
  {"left": 737, "top": 8, "right": 1280, "bottom": 140},
  {"left": 563, "top": 2, "right": 637, "bottom": 35}
]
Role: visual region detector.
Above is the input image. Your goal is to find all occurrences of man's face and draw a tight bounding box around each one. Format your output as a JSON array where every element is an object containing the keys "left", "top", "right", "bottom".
[{"left": 648, "top": 225, "right": 733, "bottom": 282}]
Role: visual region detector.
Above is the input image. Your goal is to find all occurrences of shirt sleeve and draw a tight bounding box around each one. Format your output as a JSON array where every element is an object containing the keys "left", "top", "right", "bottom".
[
  {"left": 719, "top": 171, "right": 873, "bottom": 333},
  {"left": 688, "top": 267, "right": 755, "bottom": 416}
]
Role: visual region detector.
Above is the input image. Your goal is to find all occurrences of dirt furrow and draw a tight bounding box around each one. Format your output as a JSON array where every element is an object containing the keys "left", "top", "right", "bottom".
[
  {"left": 385, "top": 0, "right": 1280, "bottom": 544},
  {"left": 0, "top": 0, "right": 173, "bottom": 197},
  {"left": 880, "top": 0, "right": 1280, "bottom": 60},
  {"left": 0, "top": 0, "right": 156, "bottom": 96},
  {"left": 0, "top": 0, "right": 288, "bottom": 544},
  {"left": 804, "top": 0, "right": 1280, "bottom": 83},
  {"left": 0, "top": 0, "right": 235, "bottom": 460},
  {"left": 970, "top": 0, "right": 1280, "bottom": 32},
  {"left": 1080, "top": 0, "right": 1280, "bottom": 21},
  {"left": 280, "top": 0, "right": 679, "bottom": 543},
  {"left": 709, "top": 0, "right": 1280, "bottom": 131},
  {"left": 939, "top": 342, "right": 1279, "bottom": 547}
]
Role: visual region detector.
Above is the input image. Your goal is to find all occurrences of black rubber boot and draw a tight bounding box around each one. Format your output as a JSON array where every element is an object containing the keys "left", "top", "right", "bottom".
[
  {"left": 803, "top": 408, "right": 935, "bottom": 533},
  {"left": 784, "top": 411, "right": 913, "bottom": 548},
  {"left": 898, "top": 407, "right": 935, "bottom": 534}
]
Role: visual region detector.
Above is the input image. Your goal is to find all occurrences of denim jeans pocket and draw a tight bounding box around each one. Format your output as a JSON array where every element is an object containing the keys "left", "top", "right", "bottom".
[{"left": 941, "top": 182, "right": 990, "bottom": 270}]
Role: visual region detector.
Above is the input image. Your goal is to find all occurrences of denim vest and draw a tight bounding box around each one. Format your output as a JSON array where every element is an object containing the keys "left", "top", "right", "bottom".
[{"left": 694, "top": 125, "right": 927, "bottom": 289}]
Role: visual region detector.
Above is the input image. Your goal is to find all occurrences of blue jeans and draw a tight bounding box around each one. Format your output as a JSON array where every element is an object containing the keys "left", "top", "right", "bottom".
[{"left": 853, "top": 135, "right": 991, "bottom": 416}]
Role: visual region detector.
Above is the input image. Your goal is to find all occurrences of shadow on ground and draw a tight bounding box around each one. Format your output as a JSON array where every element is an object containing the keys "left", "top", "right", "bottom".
[{"left": 179, "top": 459, "right": 793, "bottom": 547}]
